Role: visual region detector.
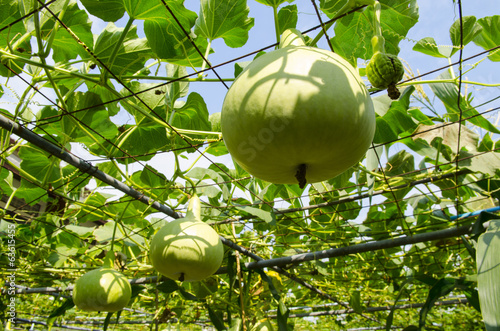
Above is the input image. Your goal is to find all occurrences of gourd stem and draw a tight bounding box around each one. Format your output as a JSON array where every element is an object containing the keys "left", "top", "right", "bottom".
[
  {"left": 373, "top": 1, "right": 382, "bottom": 38},
  {"left": 103, "top": 250, "right": 115, "bottom": 269},
  {"left": 185, "top": 194, "right": 202, "bottom": 221},
  {"left": 273, "top": 5, "right": 281, "bottom": 47},
  {"left": 295, "top": 164, "right": 307, "bottom": 189},
  {"left": 371, "top": 1, "right": 385, "bottom": 54},
  {"left": 279, "top": 29, "right": 306, "bottom": 48}
]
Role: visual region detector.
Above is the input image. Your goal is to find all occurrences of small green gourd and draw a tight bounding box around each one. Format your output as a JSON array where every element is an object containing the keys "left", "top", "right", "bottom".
[{"left": 366, "top": 2, "right": 405, "bottom": 99}]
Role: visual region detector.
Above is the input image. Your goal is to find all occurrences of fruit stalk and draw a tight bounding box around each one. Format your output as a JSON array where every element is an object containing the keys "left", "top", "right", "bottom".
[{"left": 366, "top": 1, "right": 405, "bottom": 99}]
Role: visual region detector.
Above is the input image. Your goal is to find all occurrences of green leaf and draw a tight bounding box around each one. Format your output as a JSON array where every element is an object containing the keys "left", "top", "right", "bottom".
[
  {"left": 473, "top": 15, "right": 500, "bottom": 61},
  {"left": 49, "top": 1, "right": 94, "bottom": 62},
  {"left": 376, "top": 86, "right": 418, "bottom": 141},
  {"left": 277, "top": 298, "right": 290, "bottom": 331},
  {"left": 331, "top": 0, "right": 419, "bottom": 63},
  {"left": 418, "top": 277, "right": 470, "bottom": 329},
  {"left": 430, "top": 71, "right": 500, "bottom": 133},
  {"left": 92, "top": 23, "right": 152, "bottom": 76},
  {"left": 110, "top": 125, "right": 171, "bottom": 162},
  {"left": 142, "top": 2, "right": 209, "bottom": 66},
  {"left": 277, "top": 5, "right": 298, "bottom": 36},
  {"left": 122, "top": 0, "right": 164, "bottom": 20},
  {"left": 187, "top": 167, "right": 230, "bottom": 200},
  {"left": 319, "top": 0, "right": 348, "bottom": 18},
  {"left": 120, "top": 81, "right": 168, "bottom": 123},
  {"left": 194, "top": 0, "right": 255, "bottom": 48},
  {"left": 373, "top": 116, "right": 398, "bottom": 144},
  {"left": 65, "top": 91, "right": 119, "bottom": 144},
  {"left": 46, "top": 298, "right": 75, "bottom": 328},
  {"left": 412, "top": 122, "right": 479, "bottom": 153},
  {"left": 459, "top": 151, "right": 500, "bottom": 177},
  {"left": 80, "top": 0, "right": 125, "bottom": 22},
  {"left": 65, "top": 225, "right": 93, "bottom": 238},
  {"left": 131, "top": 166, "right": 170, "bottom": 201},
  {"left": 103, "top": 312, "right": 114, "bottom": 331},
  {"left": 254, "top": 0, "right": 290, "bottom": 7},
  {"left": 18, "top": 145, "right": 62, "bottom": 184},
  {"left": 0, "top": 0, "right": 26, "bottom": 48},
  {"left": 172, "top": 92, "right": 211, "bottom": 133},
  {"left": 0, "top": 1, "right": 29, "bottom": 77},
  {"left": 157, "top": 279, "right": 179, "bottom": 294},
  {"left": 234, "top": 205, "right": 275, "bottom": 224},
  {"left": 412, "top": 37, "right": 449, "bottom": 58},
  {"left": 476, "top": 220, "right": 500, "bottom": 330},
  {"left": 207, "top": 305, "right": 226, "bottom": 331},
  {"left": 165, "top": 64, "right": 190, "bottom": 109},
  {"left": 255, "top": 269, "right": 280, "bottom": 301},
  {"left": 349, "top": 290, "right": 365, "bottom": 313},
  {"left": 449, "top": 16, "right": 482, "bottom": 56}
]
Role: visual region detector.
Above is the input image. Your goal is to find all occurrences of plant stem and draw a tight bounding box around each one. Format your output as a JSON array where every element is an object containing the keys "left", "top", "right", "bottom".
[
  {"left": 198, "top": 39, "right": 213, "bottom": 80},
  {"left": 399, "top": 79, "right": 499, "bottom": 88},
  {"left": 273, "top": 5, "right": 281, "bottom": 48},
  {"left": 40, "top": 0, "right": 71, "bottom": 58},
  {"left": 102, "top": 16, "right": 135, "bottom": 82}
]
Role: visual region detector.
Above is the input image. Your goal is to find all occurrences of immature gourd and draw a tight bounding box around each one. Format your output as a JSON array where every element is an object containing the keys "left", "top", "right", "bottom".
[
  {"left": 149, "top": 195, "right": 224, "bottom": 282},
  {"left": 72, "top": 252, "right": 131, "bottom": 312},
  {"left": 221, "top": 29, "right": 375, "bottom": 188},
  {"left": 366, "top": 35, "right": 404, "bottom": 99}
]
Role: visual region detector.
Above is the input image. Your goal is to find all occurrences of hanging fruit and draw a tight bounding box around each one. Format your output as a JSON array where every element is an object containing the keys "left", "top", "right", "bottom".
[
  {"left": 221, "top": 28, "right": 376, "bottom": 188},
  {"left": 149, "top": 195, "right": 224, "bottom": 282}
]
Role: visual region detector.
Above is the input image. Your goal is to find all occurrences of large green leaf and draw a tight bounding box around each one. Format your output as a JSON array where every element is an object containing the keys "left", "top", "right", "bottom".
[
  {"left": 18, "top": 144, "right": 62, "bottom": 185},
  {"left": 128, "top": 0, "right": 207, "bottom": 66},
  {"left": 254, "top": 0, "right": 291, "bottom": 7},
  {"left": 234, "top": 205, "right": 275, "bottom": 224},
  {"left": 36, "top": 92, "right": 118, "bottom": 146},
  {"left": 130, "top": 165, "right": 171, "bottom": 201},
  {"left": 79, "top": 0, "right": 125, "bottom": 22},
  {"left": 194, "top": 0, "right": 255, "bottom": 48},
  {"left": 449, "top": 16, "right": 483, "bottom": 56},
  {"left": 144, "top": 18, "right": 209, "bottom": 66},
  {"left": 165, "top": 64, "right": 190, "bottom": 109},
  {"left": 171, "top": 92, "right": 211, "bottom": 133},
  {"left": 92, "top": 23, "right": 152, "bottom": 76},
  {"left": 430, "top": 71, "right": 500, "bottom": 134},
  {"left": 277, "top": 4, "right": 298, "bottom": 36},
  {"left": 122, "top": 0, "right": 165, "bottom": 20},
  {"left": 319, "top": 0, "right": 347, "bottom": 18},
  {"left": 0, "top": 0, "right": 25, "bottom": 46},
  {"left": 412, "top": 37, "right": 450, "bottom": 58},
  {"left": 120, "top": 81, "right": 168, "bottom": 123},
  {"left": 331, "top": 0, "right": 418, "bottom": 64},
  {"left": 473, "top": 15, "right": 500, "bottom": 61},
  {"left": 418, "top": 277, "right": 472, "bottom": 329},
  {"left": 49, "top": 1, "right": 94, "bottom": 62},
  {"left": 111, "top": 124, "right": 171, "bottom": 162},
  {"left": 0, "top": 0, "right": 29, "bottom": 77}
]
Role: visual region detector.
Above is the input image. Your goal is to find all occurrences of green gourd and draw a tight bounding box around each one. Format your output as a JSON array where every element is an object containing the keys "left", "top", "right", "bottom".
[
  {"left": 72, "top": 252, "right": 131, "bottom": 312},
  {"left": 221, "top": 29, "right": 375, "bottom": 188},
  {"left": 366, "top": 35, "right": 405, "bottom": 99},
  {"left": 149, "top": 195, "right": 224, "bottom": 282},
  {"left": 476, "top": 219, "right": 500, "bottom": 330}
]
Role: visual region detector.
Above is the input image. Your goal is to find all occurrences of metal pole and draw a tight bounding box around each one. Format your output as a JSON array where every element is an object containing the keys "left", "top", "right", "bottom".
[
  {"left": 243, "top": 224, "right": 477, "bottom": 270},
  {"left": 0, "top": 114, "right": 180, "bottom": 219}
]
